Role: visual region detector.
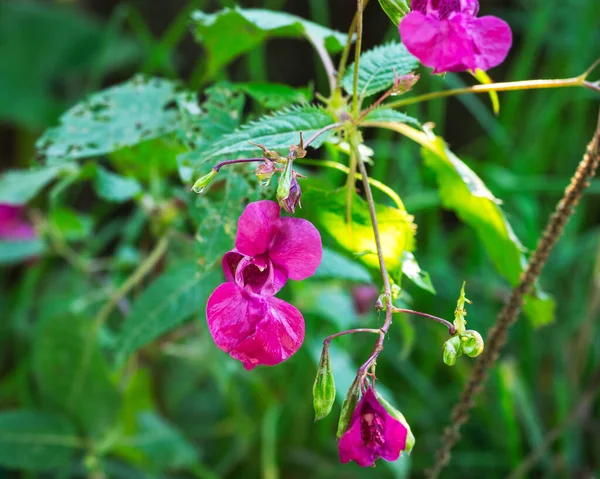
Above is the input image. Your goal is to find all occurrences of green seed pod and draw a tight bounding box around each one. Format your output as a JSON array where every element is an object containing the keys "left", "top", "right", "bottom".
[
  {"left": 313, "top": 346, "right": 336, "bottom": 421},
  {"left": 374, "top": 390, "right": 416, "bottom": 455},
  {"left": 443, "top": 335, "right": 462, "bottom": 366},
  {"left": 461, "top": 330, "right": 484, "bottom": 358},
  {"left": 336, "top": 379, "right": 361, "bottom": 438},
  {"left": 377, "top": 0, "right": 410, "bottom": 26},
  {"left": 191, "top": 168, "right": 218, "bottom": 193},
  {"left": 276, "top": 160, "right": 293, "bottom": 202}
]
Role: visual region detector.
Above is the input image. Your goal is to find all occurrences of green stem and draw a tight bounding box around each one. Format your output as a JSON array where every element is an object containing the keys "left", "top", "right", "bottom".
[
  {"left": 385, "top": 76, "right": 596, "bottom": 110},
  {"left": 352, "top": 0, "right": 364, "bottom": 114},
  {"left": 296, "top": 158, "right": 406, "bottom": 210}
]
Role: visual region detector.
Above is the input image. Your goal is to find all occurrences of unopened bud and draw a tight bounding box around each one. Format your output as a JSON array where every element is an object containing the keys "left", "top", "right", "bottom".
[
  {"left": 443, "top": 335, "right": 462, "bottom": 366},
  {"left": 280, "top": 175, "right": 302, "bottom": 213},
  {"left": 392, "top": 72, "right": 420, "bottom": 95},
  {"left": 374, "top": 390, "right": 416, "bottom": 455},
  {"left": 336, "top": 378, "right": 360, "bottom": 438},
  {"left": 191, "top": 168, "right": 218, "bottom": 193},
  {"left": 460, "top": 330, "right": 484, "bottom": 358},
  {"left": 277, "top": 162, "right": 302, "bottom": 214},
  {"left": 255, "top": 160, "right": 276, "bottom": 186},
  {"left": 313, "top": 346, "right": 336, "bottom": 421},
  {"left": 377, "top": 0, "right": 410, "bottom": 25}
]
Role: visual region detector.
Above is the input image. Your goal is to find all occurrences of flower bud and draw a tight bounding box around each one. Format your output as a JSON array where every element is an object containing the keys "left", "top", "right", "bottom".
[
  {"left": 336, "top": 378, "right": 360, "bottom": 438},
  {"left": 460, "top": 330, "right": 484, "bottom": 358},
  {"left": 277, "top": 161, "right": 302, "bottom": 214},
  {"left": 191, "top": 168, "right": 218, "bottom": 193},
  {"left": 313, "top": 346, "right": 336, "bottom": 421},
  {"left": 443, "top": 335, "right": 462, "bottom": 366},
  {"left": 255, "top": 160, "right": 276, "bottom": 187},
  {"left": 374, "top": 390, "right": 416, "bottom": 455},
  {"left": 378, "top": 0, "right": 410, "bottom": 25},
  {"left": 392, "top": 72, "right": 420, "bottom": 95}
]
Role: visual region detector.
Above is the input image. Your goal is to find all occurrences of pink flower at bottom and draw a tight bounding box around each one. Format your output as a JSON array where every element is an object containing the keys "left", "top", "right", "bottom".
[
  {"left": 0, "top": 204, "right": 36, "bottom": 240},
  {"left": 399, "top": 0, "right": 512, "bottom": 74},
  {"left": 338, "top": 388, "right": 408, "bottom": 467},
  {"left": 206, "top": 200, "right": 322, "bottom": 369}
]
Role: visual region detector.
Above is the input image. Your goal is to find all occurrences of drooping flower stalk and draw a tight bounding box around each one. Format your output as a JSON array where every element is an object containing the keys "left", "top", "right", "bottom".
[{"left": 426, "top": 112, "right": 600, "bottom": 478}]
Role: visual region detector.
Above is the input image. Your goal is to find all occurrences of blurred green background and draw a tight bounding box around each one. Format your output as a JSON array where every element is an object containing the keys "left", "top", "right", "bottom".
[{"left": 1, "top": 0, "right": 599, "bottom": 478}]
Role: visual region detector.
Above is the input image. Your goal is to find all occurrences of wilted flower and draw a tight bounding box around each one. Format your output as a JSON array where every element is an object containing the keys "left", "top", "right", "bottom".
[
  {"left": 338, "top": 387, "right": 408, "bottom": 467},
  {"left": 0, "top": 204, "right": 36, "bottom": 240},
  {"left": 206, "top": 200, "right": 322, "bottom": 370},
  {"left": 399, "top": 0, "right": 512, "bottom": 74},
  {"left": 255, "top": 160, "right": 277, "bottom": 186},
  {"left": 279, "top": 173, "right": 302, "bottom": 214}
]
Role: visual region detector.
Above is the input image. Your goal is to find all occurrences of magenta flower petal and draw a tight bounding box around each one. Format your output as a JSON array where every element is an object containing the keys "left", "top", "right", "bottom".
[
  {"left": 206, "top": 283, "right": 304, "bottom": 370},
  {"left": 338, "top": 388, "right": 408, "bottom": 467},
  {"left": 235, "top": 200, "right": 280, "bottom": 257},
  {"left": 0, "top": 204, "right": 36, "bottom": 240},
  {"left": 469, "top": 15, "right": 512, "bottom": 70},
  {"left": 222, "top": 250, "right": 244, "bottom": 285},
  {"left": 269, "top": 217, "right": 323, "bottom": 281},
  {"left": 231, "top": 295, "right": 304, "bottom": 370}
]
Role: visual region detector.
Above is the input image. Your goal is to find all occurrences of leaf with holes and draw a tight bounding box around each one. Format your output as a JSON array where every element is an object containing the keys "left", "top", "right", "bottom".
[
  {"left": 192, "top": 7, "right": 348, "bottom": 76},
  {"left": 114, "top": 265, "right": 221, "bottom": 367},
  {"left": 32, "top": 314, "right": 121, "bottom": 439},
  {"left": 342, "top": 42, "right": 418, "bottom": 98},
  {"left": 421, "top": 136, "right": 555, "bottom": 325},
  {"left": 0, "top": 410, "right": 79, "bottom": 472},
  {"left": 37, "top": 76, "right": 182, "bottom": 164}
]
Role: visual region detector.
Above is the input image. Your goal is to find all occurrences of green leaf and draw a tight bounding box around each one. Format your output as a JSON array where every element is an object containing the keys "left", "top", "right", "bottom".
[
  {"left": 377, "top": 0, "right": 410, "bottom": 26},
  {"left": 49, "top": 207, "right": 93, "bottom": 241},
  {"left": 192, "top": 7, "right": 347, "bottom": 76},
  {"left": 364, "top": 107, "right": 420, "bottom": 127},
  {"left": 342, "top": 42, "right": 418, "bottom": 98},
  {"left": 0, "top": 239, "right": 45, "bottom": 265},
  {"left": 114, "top": 265, "right": 221, "bottom": 367},
  {"left": 0, "top": 410, "right": 79, "bottom": 472},
  {"left": 237, "top": 82, "right": 312, "bottom": 110},
  {"left": 37, "top": 76, "right": 182, "bottom": 164},
  {"left": 400, "top": 252, "right": 436, "bottom": 294},
  {"left": 199, "top": 105, "right": 336, "bottom": 165},
  {"left": 193, "top": 170, "right": 261, "bottom": 267},
  {"left": 313, "top": 248, "right": 373, "bottom": 283},
  {"left": 301, "top": 186, "right": 415, "bottom": 275},
  {"left": 0, "top": 167, "right": 60, "bottom": 204},
  {"left": 32, "top": 315, "right": 120, "bottom": 439},
  {"left": 421, "top": 136, "right": 554, "bottom": 325},
  {"left": 95, "top": 166, "right": 142, "bottom": 203}
]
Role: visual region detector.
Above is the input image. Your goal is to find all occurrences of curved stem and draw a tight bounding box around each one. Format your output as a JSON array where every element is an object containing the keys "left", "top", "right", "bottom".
[
  {"left": 426, "top": 111, "right": 600, "bottom": 478},
  {"left": 392, "top": 308, "right": 456, "bottom": 335},
  {"left": 335, "top": 0, "right": 371, "bottom": 91},
  {"left": 384, "top": 76, "right": 592, "bottom": 110},
  {"left": 352, "top": 0, "right": 364, "bottom": 114},
  {"left": 308, "top": 37, "right": 337, "bottom": 94},
  {"left": 213, "top": 158, "right": 265, "bottom": 172},
  {"left": 295, "top": 158, "right": 406, "bottom": 210},
  {"left": 303, "top": 122, "right": 344, "bottom": 149},
  {"left": 323, "top": 328, "right": 381, "bottom": 346}
]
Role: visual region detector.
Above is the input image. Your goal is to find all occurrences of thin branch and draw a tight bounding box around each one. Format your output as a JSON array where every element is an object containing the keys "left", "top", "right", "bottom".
[
  {"left": 335, "top": 0, "right": 371, "bottom": 90},
  {"left": 303, "top": 122, "right": 344, "bottom": 149},
  {"left": 213, "top": 158, "right": 265, "bottom": 172},
  {"left": 308, "top": 37, "right": 337, "bottom": 94},
  {"left": 323, "top": 328, "right": 381, "bottom": 346},
  {"left": 506, "top": 366, "right": 600, "bottom": 479},
  {"left": 352, "top": 0, "right": 364, "bottom": 114},
  {"left": 392, "top": 308, "right": 456, "bottom": 335},
  {"left": 426, "top": 111, "right": 600, "bottom": 478}
]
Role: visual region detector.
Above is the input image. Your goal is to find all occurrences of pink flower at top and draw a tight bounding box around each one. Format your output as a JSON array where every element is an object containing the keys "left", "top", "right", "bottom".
[
  {"left": 0, "top": 204, "right": 36, "bottom": 240},
  {"left": 206, "top": 200, "right": 322, "bottom": 370},
  {"left": 399, "top": 0, "right": 512, "bottom": 74},
  {"left": 338, "top": 388, "right": 408, "bottom": 467}
]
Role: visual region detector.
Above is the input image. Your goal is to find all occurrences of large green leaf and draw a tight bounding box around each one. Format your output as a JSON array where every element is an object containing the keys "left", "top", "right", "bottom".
[
  {"left": 421, "top": 137, "right": 555, "bottom": 325},
  {"left": 192, "top": 7, "right": 348, "bottom": 76},
  {"left": 301, "top": 186, "right": 415, "bottom": 276},
  {"left": 37, "top": 76, "right": 182, "bottom": 164},
  {"left": 0, "top": 410, "right": 79, "bottom": 472},
  {"left": 32, "top": 315, "right": 121, "bottom": 439},
  {"left": 95, "top": 165, "right": 142, "bottom": 203},
  {"left": 236, "top": 82, "right": 312, "bottom": 110},
  {"left": 114, "top": 264, "right": 221, "bottom": 367},
  {"left": 199, "top": 105, "right": 336, "bottom": 165},
  {"left": 0, "top": 167, "right": 60, "bottom": 204},
  {"left": 342, "top": 42, "right": 418, "bottom": 98}
]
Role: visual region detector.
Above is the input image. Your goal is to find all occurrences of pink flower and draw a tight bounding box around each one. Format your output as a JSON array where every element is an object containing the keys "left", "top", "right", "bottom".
[
  {"left": 399, "top": 0, "right": 512, "bottom": 74},
  {"left": 206, "top": 200, "right": 322, "bottom": 370},
  {"left": 338, "top": 388, "right": 408, "bottom": 467},
  {"left": 0, "top": 204, "right": 36, "bottom": 240}
]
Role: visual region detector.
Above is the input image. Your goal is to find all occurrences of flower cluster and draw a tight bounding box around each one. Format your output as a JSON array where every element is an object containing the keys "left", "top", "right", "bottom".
[
  {"left": 206, "top": 200, "right": 322, "bottom": 370},
  {"left": 399, "top": 0, "right": 512, "bottom": 74}
]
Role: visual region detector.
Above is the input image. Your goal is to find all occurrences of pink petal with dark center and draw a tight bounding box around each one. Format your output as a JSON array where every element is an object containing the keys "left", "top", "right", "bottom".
[
  {"left": 222, "top": 250, "right": 244, "bottom": 284},
  {"left": 269, "top": 217, "right": 322, "bottom": 281},
  {"left": 206, "top": 283, "right": 304, "bottom": 370},
  {"left": 235, "top": 200, "right": 280, "bottom": 257}
]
